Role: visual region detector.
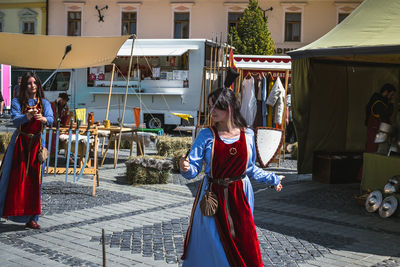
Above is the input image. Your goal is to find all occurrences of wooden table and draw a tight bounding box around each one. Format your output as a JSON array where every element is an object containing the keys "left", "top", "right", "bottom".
[
  {"left": 99, "top": 126, "right": 144, "bottom": 168},
  {"left": 46, "top": 124, "right": 99, "bottom": 196}
]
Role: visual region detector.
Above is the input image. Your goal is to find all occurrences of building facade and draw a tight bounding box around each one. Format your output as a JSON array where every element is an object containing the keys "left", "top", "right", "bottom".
[
  {"left": 0, "top": 0, "right": 47, "bottom": 34},
  {"left": 48, "top": 0, "right": 362, "bottom": 54}
]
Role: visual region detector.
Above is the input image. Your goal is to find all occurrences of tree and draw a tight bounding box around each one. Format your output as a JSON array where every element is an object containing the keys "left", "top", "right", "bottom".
[{"left": 229, "top": 0, "right": 275, "bottom": 55}]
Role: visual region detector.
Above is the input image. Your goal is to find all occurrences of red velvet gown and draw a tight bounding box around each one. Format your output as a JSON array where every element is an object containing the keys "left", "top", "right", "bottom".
[{"left": 2, "top": 101, "right": 44, "bottom": 217}]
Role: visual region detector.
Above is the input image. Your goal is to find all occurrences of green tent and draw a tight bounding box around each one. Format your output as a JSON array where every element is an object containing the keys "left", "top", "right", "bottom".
[{"left": 288, "top": 0, "right": 400, "bottom": 174}]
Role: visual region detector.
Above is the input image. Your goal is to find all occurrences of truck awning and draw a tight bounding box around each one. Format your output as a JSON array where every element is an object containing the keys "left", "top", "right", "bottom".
[
  {"left": 117, "top": 39, "right": 198, "bottom": 56},
  {"left": 0, "top": 32, "right": 129, "bottom": 69}
]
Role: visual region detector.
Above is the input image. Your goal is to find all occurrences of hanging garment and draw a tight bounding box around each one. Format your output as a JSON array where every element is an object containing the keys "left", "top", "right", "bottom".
[
  {"left": 267, "top": 75, "right": 274, "bottom": 127},
  {"left": 252, "top": 76, "right": 264, "bottom": 128},
  {"left": 240, "top": 77, "right": 257, "bottom": 127},
  {"left": 262, "top": 77, "right": 268, "bottom": 127},
  {"left": 266, "top": 77, "right": 285, "bottom": 125}
]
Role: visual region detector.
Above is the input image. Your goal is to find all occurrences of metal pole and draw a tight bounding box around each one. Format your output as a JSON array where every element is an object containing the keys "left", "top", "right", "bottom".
[
  {"left": 116, "top": 35, "right": 136, "bottom": 166},
  {"left": 102, "top": 228, "right": 106, "bottom": 267},
  {"left": 102, "top": 63, "right": 115, "bottom": 155}
]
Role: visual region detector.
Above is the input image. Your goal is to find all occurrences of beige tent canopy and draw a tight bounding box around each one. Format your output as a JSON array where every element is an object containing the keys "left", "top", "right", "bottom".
[
  {"left": 0, "top": 32, "right": 129, "bottom": 69},
  {"left": 288, "top": 0, "right": 400, "bottom": 173}
]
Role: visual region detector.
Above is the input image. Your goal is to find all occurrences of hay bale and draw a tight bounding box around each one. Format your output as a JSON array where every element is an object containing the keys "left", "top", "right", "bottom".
[
  {"left": 0, "top": 132, "right": 13, "bottom": 153},
  {"left": 156, "top": 135, "right": 192, "bottom": 157},
  {"left": 125, "top": 155, "right": 173, "bottom": 185}
]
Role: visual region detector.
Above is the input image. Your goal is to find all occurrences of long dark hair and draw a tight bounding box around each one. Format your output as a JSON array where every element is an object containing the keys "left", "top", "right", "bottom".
[
  {"left": 208, "top": 88, "right": 247, "bottom": 128},
  {"left": 18, "top": 72, "right": 45, "bottom": 109}
]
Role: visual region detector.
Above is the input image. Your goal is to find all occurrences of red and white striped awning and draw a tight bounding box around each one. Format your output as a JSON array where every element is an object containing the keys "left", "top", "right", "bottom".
[{"left": 233, "top": 55, "right": 291, "bottom": 70}]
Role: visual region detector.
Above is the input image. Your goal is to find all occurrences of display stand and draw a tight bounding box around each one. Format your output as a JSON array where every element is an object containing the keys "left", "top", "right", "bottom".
[
  {"left": 238, "top": 69, "right": 290, "bottom": 167},
  {"left": 46, "top": 125, "right": 99, "bottom": 196}
]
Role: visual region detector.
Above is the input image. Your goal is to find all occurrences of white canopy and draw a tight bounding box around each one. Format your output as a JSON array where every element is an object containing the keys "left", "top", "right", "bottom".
[{"left": 117, "top": 39, "right": 199, "bottom": 57}]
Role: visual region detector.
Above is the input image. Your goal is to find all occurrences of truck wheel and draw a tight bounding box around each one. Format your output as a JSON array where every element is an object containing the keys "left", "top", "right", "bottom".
[{"left": 146, "top": 117, "right": 163, "bottom": 129}]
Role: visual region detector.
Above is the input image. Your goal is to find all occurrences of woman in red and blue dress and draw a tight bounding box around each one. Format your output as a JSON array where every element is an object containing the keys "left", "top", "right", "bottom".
[
  {"left": 180, "top": 88, "right": 283, "bottom": 267},
  {"left": 0, "top": 72, "right": 54, "bottom": 229}
]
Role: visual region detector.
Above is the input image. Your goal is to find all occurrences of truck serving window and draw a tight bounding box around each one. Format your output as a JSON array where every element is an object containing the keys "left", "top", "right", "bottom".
[{"left": 44, "top": 72, "right": 71, "bottom": 91}]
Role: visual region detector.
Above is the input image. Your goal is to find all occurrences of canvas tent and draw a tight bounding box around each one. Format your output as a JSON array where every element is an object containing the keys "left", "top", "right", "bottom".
[
  {"left": 0, "top": 32, "right": 129, "bottom": 69},
  {"left": 288, "top": 0, "right": 400, "bottom": 173}
]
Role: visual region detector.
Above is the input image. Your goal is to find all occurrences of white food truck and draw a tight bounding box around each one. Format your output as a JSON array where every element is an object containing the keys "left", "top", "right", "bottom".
[{"left": 40, "top": 39, "right": 221, "bottom": 130}]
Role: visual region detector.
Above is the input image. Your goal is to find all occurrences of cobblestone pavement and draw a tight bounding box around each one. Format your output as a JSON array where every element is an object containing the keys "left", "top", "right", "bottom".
[{"left": 0, "top": 142, "right": 400, "bottom": 266}]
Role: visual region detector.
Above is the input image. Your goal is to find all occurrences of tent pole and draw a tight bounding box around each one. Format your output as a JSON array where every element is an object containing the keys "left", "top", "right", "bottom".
[
  {"left": 197, "top": 67, "right": 205, "bottom": 128},
  {"left": 102, "top": 63, "right": 115, "bottom": 155},
  {"left": 282, "top": 69, "right": 290, "bottom": 161},
  {"left": 116, "top": 35, "right": 136, "bottom": 166}
]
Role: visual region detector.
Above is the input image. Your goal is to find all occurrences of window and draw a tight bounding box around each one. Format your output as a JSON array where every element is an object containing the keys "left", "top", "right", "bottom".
[
  {"left": 121, "top": 12, "right": 137, "bottom": 35},
  {"left": 285, "top": 13, "right": 301, "bottom": 42},
  {"left": 18, "top": 8, "right": 37, "bottom": 34},
  {"left": 23, "top": 22, "right": 35, "bottom": 34},
  {"left": 174, "top": 12, "right": 189, "bottom": 39},
  {"left": 44, "top": 72, "right": 71, "bottom": 91},
  {"left": 0, "top": 11, "right": 3, "bottom": 32},
  {"left": 68, "top": 11, "right": 81, "bottom": 36},
  {"left": 338, "top": 13, "right": 349, "bottom": 24},
  {"left": 228, "top": 12, "right": 243, "bottom": 34}
]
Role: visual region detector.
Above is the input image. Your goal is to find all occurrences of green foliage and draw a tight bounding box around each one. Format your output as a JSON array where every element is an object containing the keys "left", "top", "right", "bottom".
[{"left": 229, "top": 0, "right": 275, "bottom": 55}]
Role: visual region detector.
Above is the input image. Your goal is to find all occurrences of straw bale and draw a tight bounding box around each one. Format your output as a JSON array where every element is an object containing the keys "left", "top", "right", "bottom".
[
  {"left": 156, "top": 135, "right": 192, "bottom": 157},
  {"left": 0, "top": 132, "right": 12, "bottom": 153},
  {"left": 125, "top": 155, "right": 173, "bottom": 185}
]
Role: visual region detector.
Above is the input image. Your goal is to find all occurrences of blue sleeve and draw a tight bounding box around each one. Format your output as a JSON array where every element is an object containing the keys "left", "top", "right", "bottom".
[
  {"left": 245, "top": 128, "right": 281, "bottom": 186},
  {"left": 180, "top": 128, "right": 212, "bottom": 180},
  {"left": 42, "top": 99, "right": 54, "bottom": 126},
  {"left": 11, "top": 98, "right": 29, "bottom": 127}
]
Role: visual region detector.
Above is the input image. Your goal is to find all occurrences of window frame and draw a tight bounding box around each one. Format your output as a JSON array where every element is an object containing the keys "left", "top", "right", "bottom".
[
  {"left": 67, "top": 11, "right": 82, "bottom": 36},
  {"left": 281, "top": 3, "right": 305, "bottom": 43},
  {"left": 174, "top": 12, "right": 190, "bottom": 39},
  {"left": 18, "top": 8, "right": 38, "bottom": 35},
  {"left": 284, "top": 12, "right": 301, "bottom": 42},
  {"left": 118, "top": 3, "right": 141, "bottom": 38},
  {"left": 227, "top": 12, "right": 243, "bottom": 35},
  {"left": 171, "top": 3, "right": 193, "bottom": 39},
  {"left": 64, "top": 3, "right": 84, "bottom": 36},
  {"left": 335, "top": 2, "right": 360, "bottom": 25},
  {"left": 0, "top": 11, "right": 4, "bottom": 32},
  {"left": 121, "top": 12, "right": 137, "bottom": 36}
]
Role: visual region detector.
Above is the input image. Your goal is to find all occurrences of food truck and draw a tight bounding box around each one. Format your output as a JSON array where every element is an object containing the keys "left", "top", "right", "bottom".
[{"left": 41, "top": 39, "right": 220, "bottom": 129}]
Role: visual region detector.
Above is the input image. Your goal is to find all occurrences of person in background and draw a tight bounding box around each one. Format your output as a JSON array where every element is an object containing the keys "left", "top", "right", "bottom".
[
  {"left": 179, "top": 88, "right": 283, "bottom": 267},
  {"left": 51, "top": 92, "right": 70, "bottom": 126},
  {"left": 365, "top": 83, "right": 396, "bottom": 153},
  {"left": 0, "top": 72, "right": 54, "bottom": 229},
  {"left": 13, "top": 76, "right": 22, "bottom": 98},
  {"left": 0, "top": 91, "right": 4, "bottom": 117}
]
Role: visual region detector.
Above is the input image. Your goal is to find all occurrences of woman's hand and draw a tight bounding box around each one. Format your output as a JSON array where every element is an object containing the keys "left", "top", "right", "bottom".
[
  {"left": 179, "top": 154, "right": 190, "bottom": 172},
  {"left": 33, "top": 113, "right": 47, "bottom": 124},
  {"left": 275, "top": 175, "right": 284, "bottom": 192},
  {"left": 26, "top": 108, "right": 37, "bottom": 120}
]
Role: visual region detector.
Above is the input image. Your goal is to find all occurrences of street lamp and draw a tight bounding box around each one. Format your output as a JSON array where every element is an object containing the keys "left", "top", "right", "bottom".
[{"left": 261, "top": 6, "right": 273, "bottom": 20}]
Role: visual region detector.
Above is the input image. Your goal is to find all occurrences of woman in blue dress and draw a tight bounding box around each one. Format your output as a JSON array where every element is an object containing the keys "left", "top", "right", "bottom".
[
  {"left": 180, "top": 88, "right": 283, "bottom": 267},
  {"left": 0, "top": 72, "right": 54, "bottom": 229}
]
